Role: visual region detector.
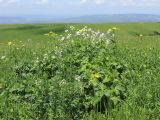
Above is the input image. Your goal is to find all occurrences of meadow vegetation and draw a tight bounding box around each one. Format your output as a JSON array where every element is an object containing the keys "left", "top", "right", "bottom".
[{"left": 0, "top": 23, "right": 160, "bottom": 120}]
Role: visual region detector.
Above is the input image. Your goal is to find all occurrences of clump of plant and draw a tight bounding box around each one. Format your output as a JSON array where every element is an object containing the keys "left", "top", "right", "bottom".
[{"left": 13, "top": 25, "right": 127, "bottom": 119}]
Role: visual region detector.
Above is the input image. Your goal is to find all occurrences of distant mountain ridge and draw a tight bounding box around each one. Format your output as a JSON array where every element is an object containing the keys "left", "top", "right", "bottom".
[
  {"left": 0, "top": 14, "right": 160, "bottom": 24},
  {"left": 62, "top": 14, "right": 160, "bottom": 23}
]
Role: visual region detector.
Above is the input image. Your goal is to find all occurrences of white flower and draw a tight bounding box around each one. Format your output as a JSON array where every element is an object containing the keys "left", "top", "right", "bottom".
[
  {"left": 107, "top": 29, "right": 113, "bottom": 34},
  {"left": 88, "top": 28, "right": 92, "bottom": 31},
  {"left": 44, "top": 54, "right": 48, "bottom": 59},
  {"left": 35, "top": 60, "right": 39, "bottom": 63},
  {"left": 52, "top": 55, "right": 56, "bottom": 59},
  {"left": 75, "top": 75, "right": 81, "bottom": 81},
  {"left": 84, "top": 26, "right": 88, "bottom": 29},
  {"left": 112, "top": 34, "right": 115, "bottom": 37},
  {"left": 105, "top": 40, "right": 110, "bottom": 45},
  {"left": 66, "top": 34, "right": 72, "bottom": 39},
  {"left": 76, "top": 31, "right": 81, "bottom": 36},
  {"left": 1, "top": 56, "right": 6, "bottom": 60},
  {"left": 65, "top": 30, "right": 69, "bottom": 33},
  {"left": 33, "top": 52, "right": 36, "bottom": 55},
  {"left": 61, "top": 37, "right": 65, "bottom": 41},
  {"left": 60, "top": 79, "right": 67, "bottom": 85},
  {"left": 70, "top": 26, "right": 75, "bottom": 30},
  {"left": 99, "top": 33, "right": 105, "bottom": 40}
]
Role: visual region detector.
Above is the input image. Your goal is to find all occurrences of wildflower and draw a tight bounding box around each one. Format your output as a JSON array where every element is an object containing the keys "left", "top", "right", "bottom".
[
  {"left": 70, "top": 26, "right": 75, "bottom": 30},
  {"left": 66, "top": 34, "right": 72, "bottom": 39},
  {"left": 65, "top": 30, "right": 69, "bottom": 33},
  {"left": 79, "top": 29, "right": 83, "bottom": 33},
  {"left": 51, "top": 55, "right": 56, "bottom": 59},
  {"left": 61, "top": 37, "right": 65, "bottom": 41},
  {"left": 60, "top": 79, "right": 67, "bottom": 85},
  {"left": 99, "top": 33, "right": 105, "bottom": 40},
  {"left": 89, "top": 73, "right": 101, "bottom": 86},
  {"left": 139, "top": 34, "right": 143, "bottom": 37},
  {"left": 88, "top": 28, "right": 92, "bottom": 31},
  {"left": 44, "top": 31, "right": 57, "bottom": 37},
  {"left": 84, "top": 26, "right": 88, "bottom": 29},
  {"left": 51, "top": 33, "right": 57, "bottom": 37},
  {"left": 75, "top": 75, "right": 81, "bottom": 81},
  {"left": 107, "top": 29, "right": 113, "bottom": 34},
  {"left": 49, "top": 31, "right": 53, "bottom": 34},
  {"left": 91, "top": 73, "right": 100, "bottom": 80},
  {"left": 76, "top": 31, "right": 81, "bottom": 36},
  {"left": 44, "top": 33, "right": 50, "bottom": 36},
  {"left": 112, "top": 27, "right": 119, "bottom": 31},
  {"left": 8, "top": 42, "right": 12, "bottom": 46},
  {"left": 44, "top": 54, "right": 48, "bottom": 59},
  {"left": 33, "top": 52, "right": 36, "bottom": 55},
  {"left": 106, "top": 40, "right": 110, "bottom": 45},
  {"left": 1, "top": 56, "right": 6, "bottom": 60}
]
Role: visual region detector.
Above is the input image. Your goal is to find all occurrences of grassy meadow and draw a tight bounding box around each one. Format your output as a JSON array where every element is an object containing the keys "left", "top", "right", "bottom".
[{"left": 0, "top": 23, "right": 160, "bottom": 119}]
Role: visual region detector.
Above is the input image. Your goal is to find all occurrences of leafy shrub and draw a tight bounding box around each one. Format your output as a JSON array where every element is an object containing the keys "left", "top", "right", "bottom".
[{"left": 11, "top": 26, "right": 128, "bottom": 119}]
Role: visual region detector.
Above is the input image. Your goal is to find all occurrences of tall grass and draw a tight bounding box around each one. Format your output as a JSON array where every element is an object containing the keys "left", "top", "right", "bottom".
[{"left": 0, "top": 23, "right": 160, "bottom": 119}]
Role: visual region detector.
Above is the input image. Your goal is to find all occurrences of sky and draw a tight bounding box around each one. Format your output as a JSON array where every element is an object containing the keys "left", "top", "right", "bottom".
[{"left": 0, "top": 0, "right": 160, "bottom": 17}]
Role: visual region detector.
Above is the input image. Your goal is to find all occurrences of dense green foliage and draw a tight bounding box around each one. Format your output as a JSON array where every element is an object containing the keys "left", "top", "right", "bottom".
[{"left": 0, "top": 23, "right": 160, "bottom": 120}]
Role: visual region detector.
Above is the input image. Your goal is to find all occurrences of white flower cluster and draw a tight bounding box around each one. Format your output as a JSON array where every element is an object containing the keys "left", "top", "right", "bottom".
[
  {"left": 1, "top": 56, "right": 6, "bottom": 60},
  {"left": 59, "top": 26, "right": 115, "bottom": 46}
]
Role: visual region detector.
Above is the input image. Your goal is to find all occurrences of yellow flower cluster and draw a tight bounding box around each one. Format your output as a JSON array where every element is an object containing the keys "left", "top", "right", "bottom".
[
  {"left": 112, "top": 27, "right": 120, "bottom": 31},
  {"left": 8, "top": 42, "right": 15, "bottom": 46},
  {"left": 44, "top": 31, "right": 57, "bottom": 37},
  {"left": 107, "top": 27, "right": 120, "bottom": 33},
  {"left": 89, "top": 73, "right": 101, "bottom": 85}
]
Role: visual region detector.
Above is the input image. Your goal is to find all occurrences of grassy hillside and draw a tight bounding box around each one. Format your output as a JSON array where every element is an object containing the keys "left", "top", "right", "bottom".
[
  {"left": 0, "top": 23, "right": 160, "bottom": 120},
  {"left": 0, "top": 23, "right": 160, "bottom": 49}
]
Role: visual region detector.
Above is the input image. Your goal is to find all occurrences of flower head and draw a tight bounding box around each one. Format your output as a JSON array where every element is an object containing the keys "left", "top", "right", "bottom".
[
  {"left": 1, "top": 56, "right": 6, "bottom": 60},
  {"left": 112, "top": 27, "right": 119, "bottom": 31},
  {"left": 8, "top": 42, "right": 12, "bottom": 46},
  {"left": 139, "top": 34, "right": 143, "bottom": 37}
]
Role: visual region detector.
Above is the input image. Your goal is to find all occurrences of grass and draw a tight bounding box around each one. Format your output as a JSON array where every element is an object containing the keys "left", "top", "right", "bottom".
[{"left": 0, "top": 22, "right": 160, "bottom": 120}]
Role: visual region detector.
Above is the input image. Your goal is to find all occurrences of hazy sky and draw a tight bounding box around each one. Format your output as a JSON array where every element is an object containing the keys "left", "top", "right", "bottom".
[{"left": 0, "top": 0, "right": 160, "bottom": 17}]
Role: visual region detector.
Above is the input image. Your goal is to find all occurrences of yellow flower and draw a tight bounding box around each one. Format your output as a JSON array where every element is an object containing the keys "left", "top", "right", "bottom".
[
  {"left": 107, "top": 29, "right": 113, "bottom": 33},
  {"left": 8, "top": 42, "right": 12, "bottom": 46},
  {"left": 89, "top": 73, "right": 101, "bottom": 86},
  {"left": 44, "top": 33, "right": 50, "bottom": 36},
  {"left": 79, "top": 29, "right": 83, "bottom": 33},
  {"left": 112, "top": 27, "right": 119, "bottom": 31},
  {"left": 49, "top": 31, "right": 53, "bottom": 34},
  {"left": 44, "top": 31, "right": 57, "bottom": 37},
  {"left": 139, "top": 34, "right": 143, "bottom": 37},
  {"left": 91, "top": 73, "right": 100, "bottom": 80},
  {"left": 50, "top": 33, "right": 57, "bottom": 37}
]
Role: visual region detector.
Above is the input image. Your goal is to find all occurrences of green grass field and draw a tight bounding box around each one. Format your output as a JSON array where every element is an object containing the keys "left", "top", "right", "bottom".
[{"left": 0, "top": 23, "right": 160, "bottom": 120}]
